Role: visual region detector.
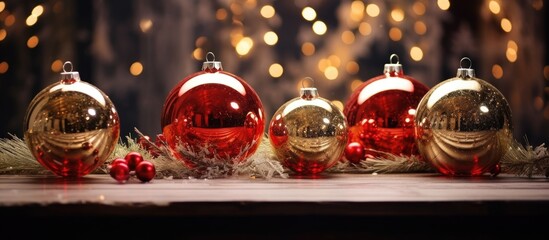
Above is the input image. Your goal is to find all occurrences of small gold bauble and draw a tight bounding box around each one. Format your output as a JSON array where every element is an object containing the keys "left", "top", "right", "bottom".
[{"left": 269, "top": 79, "right": 348, "bottom": 175}]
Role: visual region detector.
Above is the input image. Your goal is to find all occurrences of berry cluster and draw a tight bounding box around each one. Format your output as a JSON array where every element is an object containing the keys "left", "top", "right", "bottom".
[{"left": 109, "top": 152, "right": 156, "bottom": 183}]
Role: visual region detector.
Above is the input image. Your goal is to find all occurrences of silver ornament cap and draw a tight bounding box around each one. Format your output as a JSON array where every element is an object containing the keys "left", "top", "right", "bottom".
[
  {"left": 60, "top": 61, "right": 81, "bottom": 82},
  {"left": 384, "top": 54, "right": 403, "bottom": 75},
  {"left": 456, "top": 57, "right": 475, "bottom": 79},
  {"left": 202, "top": 52, "right": 223, "bottom": 72}
]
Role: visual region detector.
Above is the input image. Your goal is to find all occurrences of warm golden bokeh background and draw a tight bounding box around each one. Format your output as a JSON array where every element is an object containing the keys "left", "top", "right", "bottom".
[{"left": 0, "top": 0, "right": 547, "bottom": 145}]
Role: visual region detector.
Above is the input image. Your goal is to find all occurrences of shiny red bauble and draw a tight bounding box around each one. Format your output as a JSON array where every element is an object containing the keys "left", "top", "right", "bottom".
[
  {"left": 135, "top": 161, "right": 156, "bottom": 182},
  {"left": 344, "top": 142, "right": 364, "bottom": 164},
  {"left": 344, "top": 54, "right": 429, "bottom": 158},
  {"left": 161, "top": 53, "right": 265, "bottom": 166},
  {"left": 124, "top": 152, "right": 144, "bottom": 171},
  {"left": 109, "top": 162, "right": 130, "bottom": 183}
]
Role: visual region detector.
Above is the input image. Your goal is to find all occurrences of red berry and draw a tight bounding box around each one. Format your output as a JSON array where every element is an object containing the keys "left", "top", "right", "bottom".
[
  {"left": 135, "top": 161, "right": 156, "bottom": 182},
  {"left": 345, "top": 142, "right": 365, "bottom": 164},
  {"left": 109, "top": 163, "right": 130, "bottom": 183},
  {"left": 110, "top": 158, "right": 127, "bottom": 167},
  {"left": 125, "top": 152, "right": 144, "bottom": 171}
]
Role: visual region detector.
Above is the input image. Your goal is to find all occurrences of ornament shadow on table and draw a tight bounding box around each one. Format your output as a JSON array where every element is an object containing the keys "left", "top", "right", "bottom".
[
  {"left": 22, "top": 61, "right": 120, "bottom": 177},
  {"left": 268, "top": 77, "right": 348, "bottom": 175}
]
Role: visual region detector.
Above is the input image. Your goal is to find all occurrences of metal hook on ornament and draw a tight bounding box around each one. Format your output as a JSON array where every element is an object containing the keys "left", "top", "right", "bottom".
[
  {"left": 206, "top": 52, "right": 215, "bottom": 62},
  {"left": 460, "top": 57, "right": 472, "bottom": 69},
  {"left": 63, "top": 61, "right": 73, "bottom": 73},
  {"left": 390, "top": 54, "right": 400, "bottom": 64},
  {"left": 301, "top": 77, "right": 315, "bottom": 88}
]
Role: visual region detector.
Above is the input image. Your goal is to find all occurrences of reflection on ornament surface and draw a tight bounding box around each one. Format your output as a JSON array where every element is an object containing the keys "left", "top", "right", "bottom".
[
  {"left": 24, "top": 63, "right": 120, "bottom": 177},
  {"left": 415, "top": 58, "right": 513, "bottom": 176},
  {"left": 161, "top": 53, "right": 264, "bottom": 166},
  {"left": 269, "top": 81, "right": 347, "bottom": 175},
  {"left": 344, "top": 54, "right": 429, "bottom": 158}
]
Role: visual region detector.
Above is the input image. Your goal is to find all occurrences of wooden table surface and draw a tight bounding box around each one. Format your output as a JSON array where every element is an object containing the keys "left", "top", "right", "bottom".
[{"left": 1, "top": 173, "right": 548, "bottom": 238}]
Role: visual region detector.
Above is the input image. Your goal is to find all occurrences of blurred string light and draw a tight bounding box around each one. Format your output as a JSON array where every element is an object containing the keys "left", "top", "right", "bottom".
[
  {"left": 414, "top": 21, "right": 427, "bottom": 35},
  {"left": 139, "top": 19, "right": 153, "bottom": 33},
  {"left": 544, "top": 66, "right": 549, "bottom": 80},
  {"left": 301, "top": 42, "right": 315, "bottom": 56},
  {"left": 500, "top": 18, "right": 512, "bottom": 32},
  {"left": 341, "top": 30, "right": 355, "bottom": 44},
  {"left": 350, "top": 1, "right": 364, "bottom": 22},
  {"left": 263, "top": 31, "right": 278, "bottom": 45},
  {"left": 27, "top": 35, "right": 39, "bottom": 48},
  {"left": 0, "top": 29, "right": 6, "bottom": 41},
  {"left": 269, "top": 63, "right": 283, "bottom": 78},
  {"left": 236, "top": 37, "right": 253, "bottom": 56},
  {"left": 410, "top": 46, "right": 423, "bottom": 61},
  {"left": 0, "top": 1, "right": 5, "bottom": 12},
  {"left": 492, "top": 64, "right": 503, "bottom": 79},
  {"left": 366, "top": 4, "right": 380, "bottom": 17},
  {"left": 532, "top": 0, "right": 543, "bottom": 10},
  {"left": 389, "top": 27, "right": 402, "bottom": 41},
  {"left": 26, "top": 5, "right": 44, "bottom": 26},
  {"left": 324, "top": 66, "right": 338, "bottom": 80},
  {"left": 358, "top": 22, "right": 371, "bottom": 36},
  {"left": 5, "top": 14, "right": 15, "bottom": 27},
  {"left": 346, "top": 61, "right": 359, "bottom": 74},
  {"left": 193, "top": 48, "right": 204, "bottom": 60},
  {"left": 130, "top": 62, "right": 143, "bottom": 76},
  {"left": 506, "top": 40, "right": 517, "bottom": 62},
  {"left": 413, "top": 2, "right": 426, "bottom": 15},
  {"left": 0, "top": 61, "right": 8, "bottom": 74},
  {"left": 437, "top": 0, "right": 451, "bottom": 10},
  {"left": 50, "top": 59, "right": 63, "bottom": 72},
  {"left": 216, "top": 8, "right": 228, "bottom": 20},
  {"left": 260, "top": 5, "right": 275, "bottom": 19},
  {"left": 391, "top": 8, "right": 404, "bottom": 22},
  {"left": 302, "top": 7, "right": 316, "bottom": 21},
  {"left": 312, "top": 20, "right": 327, "bottom": 35},
  {"left": 489, "top": 0, "right": 501, "bottom": 14}
]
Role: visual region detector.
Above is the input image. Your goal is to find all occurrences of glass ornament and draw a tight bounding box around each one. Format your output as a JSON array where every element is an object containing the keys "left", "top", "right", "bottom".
[
  {"left": 161, "top": 52, "right": 265, "bottom": 166},
  {"left": 269, "top": 78, "right": 348, "bottom": 175},
  {"left": 415, "top": 57, "right": 513, "bottom": 176},
  {"left": 24, "top": 61, "right": 120, "bottom": 177},
  {"left": 344, "top": 54, "right": 429, "bottom": 159}
]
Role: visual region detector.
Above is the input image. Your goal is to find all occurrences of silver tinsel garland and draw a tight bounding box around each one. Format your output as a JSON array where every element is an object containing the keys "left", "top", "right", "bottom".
[{"left": 1, "top": 130, "right": 548, "bottom": 178}]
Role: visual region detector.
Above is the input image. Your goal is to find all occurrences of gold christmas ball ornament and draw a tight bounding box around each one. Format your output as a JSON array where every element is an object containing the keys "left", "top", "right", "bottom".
[
  {"left": 269, "top": 78, "right": 348, "bottom": 175},
  {"left": 24, "top": 62, "right": 120, "bottom": 177},
  {"left": 415, "top": 57, "right": 513, "bottom": 176}
]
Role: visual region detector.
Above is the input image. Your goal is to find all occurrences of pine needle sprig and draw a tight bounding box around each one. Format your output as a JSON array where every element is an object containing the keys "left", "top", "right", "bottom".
[
  {"left": 500, "top": 139, "right": 549, "bottom": 178},
  {"left": 0, "top": 134, "right": 50, "bottom": 175}
]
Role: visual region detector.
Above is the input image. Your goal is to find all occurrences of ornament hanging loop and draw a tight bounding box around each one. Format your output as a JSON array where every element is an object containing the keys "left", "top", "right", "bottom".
[
  {"left": 390, "top": 54, "right": 400, "bottom": 64},
  {"left": 206, "top": 52, "right": 215, "bottom": 62},
  {"left": 300, "top": 77, "right": 318, "bottom": 100},
  {"left": 63, "top": 61, "right": 73, "bottom": 73},
  {"left": 60, "top": 61, "right": 80, "bottom": 82},
  {"left": 202, "top": 51, "right": 223, "bottom": 72},
  {"left": 457, "top": 57, "right": 475, "bottom": 79},
  {"left": 384, "top": 54, "right": 403, "bottom": 75},
  {"left": 460, "top": 57, "right": 472, "bottom": 69}
]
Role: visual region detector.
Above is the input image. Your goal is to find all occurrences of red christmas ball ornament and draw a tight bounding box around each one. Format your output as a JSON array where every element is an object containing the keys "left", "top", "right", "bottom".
[
  {"left": 344, "top": 54, "right": 429, "bottom": 157},
  {"left": 124, "top": 152, "right": 144, "bottom": 171},
  {"left": 109, "top": 162, "right": 130, "bottom": 183},
  {"left": 161, "top": 52, "right": 265, "bottom": 166},
  {"left": 135, "top": 161, "right": 156, "bottom": 182},
  {"left": 344, "top": 142, "right": 364, "bottom": 164}
]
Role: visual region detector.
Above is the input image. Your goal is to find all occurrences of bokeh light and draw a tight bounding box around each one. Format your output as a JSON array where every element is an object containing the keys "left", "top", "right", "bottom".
[
  {"left": 130, "top": 62, "right": 143, "bottom": 76},
  {"left": 269, "top": 63, "right": 283, "bottom": 78},
  {"left": 302, "top": 7, "right": 316, "bottom": 21}
]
